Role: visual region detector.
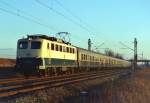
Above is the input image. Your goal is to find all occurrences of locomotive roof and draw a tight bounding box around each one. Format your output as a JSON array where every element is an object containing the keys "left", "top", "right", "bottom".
[
  {"left": 20, "top": 34, "right": 71, "bottom": 45},
  {"left": 27, "top": 34, "right": 57, "bottom": 41},
  {"left": 76, "top": 46, "right": 127, "bottom": 61}
]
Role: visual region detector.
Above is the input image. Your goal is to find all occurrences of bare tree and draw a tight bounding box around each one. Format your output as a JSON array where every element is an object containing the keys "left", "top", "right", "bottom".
[
  {"left": 115, "top": 53, "right": 123, "bottom": 59},
  {"left": 104, "top": 49, "right": 124, "bottom": 59},
  {"left": 104, "top": 49, "right": 115, "bottom": 57}
]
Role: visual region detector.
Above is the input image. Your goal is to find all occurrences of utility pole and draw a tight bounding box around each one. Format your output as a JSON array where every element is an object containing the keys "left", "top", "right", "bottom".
[
  {"left": 134, "top": 38, "right": 137, "bottom": 70},
  {"left": 88, "top": 39, "right": 92, "bottom": 51},
  {"left": 119, "top": 38, "right": 138, "bottom": 70}
]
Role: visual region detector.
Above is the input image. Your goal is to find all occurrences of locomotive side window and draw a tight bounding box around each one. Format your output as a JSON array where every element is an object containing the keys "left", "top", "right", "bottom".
[
  {"left": 18, "top": 41, "right": 28, "bottom": 49},
  {"left": 72, "top": 48, "right": 74, "bottom": 53},
  {"left": 31, "top": 41, "right": 41, "bottom": 49},
  {"left": 47, "top": 43, "right": 50, "bottom": 49},
  {"left": 56, "top": 44, "right": 58, "bottom": 51},
  {"left": 66, "top": 47, "right": 69, "bottom": 53},
  {"left": 51, "top": 43, "right": 54, "bottom": 50},
  {"left": 63, "top": 46, "right": 66, "bottom": 52},
  {"left": 70, "top": 48, "right": 72, "bottom": 53},
  {"left": 60, "top": 45, "right": 62, "bottom": 52}
]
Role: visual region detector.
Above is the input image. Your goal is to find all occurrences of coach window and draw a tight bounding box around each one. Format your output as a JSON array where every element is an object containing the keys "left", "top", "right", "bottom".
[
  {"left": 81, "top": 54, "right": 83, "bottom": 60},
  {"left": 47, "top": 43, "right": 50, "bottom": 49},
  {"left": 60, "top": 45, "right": 62, "bottom": 52},
  {"left": 83, "top": 54, "right": 84, "bottom": 60},
  {"left": 63, "top": 46, "right": 66, "bottom": 52},
  {"left": 56, "top": 44, "right": 58, "bottom": 51},
  {"left": 70, "top": 48, "right": 72, "bottom": 53},
  {"left": 72, "top": 48, "right": 74, "bottom": 53},
  {"left": 51, "top": 43, "right": 54, "bottom": 50},
  {"left": 84, "top": 54, "right": 86, "bottom": 60}
]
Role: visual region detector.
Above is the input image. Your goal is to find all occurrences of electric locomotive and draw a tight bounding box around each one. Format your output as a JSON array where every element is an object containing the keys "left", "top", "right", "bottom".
[{"left": 16, "top": 35, "right": 77, "bottom": 75}]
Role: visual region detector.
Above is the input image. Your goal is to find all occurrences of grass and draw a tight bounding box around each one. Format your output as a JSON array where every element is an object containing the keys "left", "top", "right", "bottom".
[
  {"left": 0, "top": 58, "right": 15, "bottom": 67},
  {"left": 98, "top": 68, "right": 150, "bottom": 103}
]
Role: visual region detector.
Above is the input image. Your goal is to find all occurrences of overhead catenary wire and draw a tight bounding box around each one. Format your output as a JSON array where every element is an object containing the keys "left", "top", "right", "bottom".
[
  {"left": 54, "top": 0, "right": 105, "bottom": 40},
  {"left": 54, "top": 0, "right": 93, "bottom": 31},
  {"left": 53, "top": 0, "right": 104, "bottom": 41},
  {"left": 36, "top": 0, "right": 93, "bottom": 35},
  {"left": 119, "top": 41, "right": 134, "bottom": 51},
  {"left": 0, "top": 0, "right": 103, "bottom": 50},
  {"left": 0, "top": 4, "right": 85, "bottom": 49},
  {"left": 36, "top": 0, "right": 105, "bottom": 49},
  {"left": 0, "top": 0, "right": 87, "bottom": 43},
  {"left": 1, "top": 0, "right": 102, "bottom": 39},
  {"left": 0, "top": 0, "right": 42, "bottom": 22},
  {"left": 0, "top": 0, "right": 58, "bottom": 32}
]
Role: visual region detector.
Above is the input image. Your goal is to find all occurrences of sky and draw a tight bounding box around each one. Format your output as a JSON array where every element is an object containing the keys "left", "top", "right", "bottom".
[{"left": 0, "top": 0, "right": 150, "bottom": 59}]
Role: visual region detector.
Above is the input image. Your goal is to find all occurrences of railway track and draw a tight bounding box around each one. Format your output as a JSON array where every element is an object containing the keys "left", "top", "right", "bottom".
[
  {"left": 0, "top": 69, "right": 131, "bottom": 98},
  {"left": 0, "top": 69, "right": 119, "bottom": 85}
]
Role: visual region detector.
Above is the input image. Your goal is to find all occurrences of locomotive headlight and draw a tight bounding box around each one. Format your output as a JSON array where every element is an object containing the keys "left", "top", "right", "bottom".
[
  {"left": 28, "top": 37, "right": 32, "bottom": 41},
  {"left": 39, "top": 66, "right": 45, "bottom": 69}
]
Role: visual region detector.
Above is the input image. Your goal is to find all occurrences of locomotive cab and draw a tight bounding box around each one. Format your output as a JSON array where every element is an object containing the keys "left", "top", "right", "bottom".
[{"left": 16, "top": 36, "right": 45, "bottom": 74}]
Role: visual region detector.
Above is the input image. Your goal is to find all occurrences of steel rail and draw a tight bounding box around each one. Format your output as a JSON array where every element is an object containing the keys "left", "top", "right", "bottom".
[
  {"left": 0, "top": 69, "right": 118, "bottom": 85},
  {"left": 0, "top": 70, "right": 115, "bottom": 91},
  {"left": 0, "top": 69, "right": 130, "bottom": 98}
]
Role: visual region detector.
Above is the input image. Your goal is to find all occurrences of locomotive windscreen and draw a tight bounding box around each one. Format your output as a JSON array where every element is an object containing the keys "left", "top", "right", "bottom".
[
  {"left": 18, "top": 41, "right": 28, "bottom": 49},
  {"left": 31, "top": 41, "right": 41, "bottom": 49}
]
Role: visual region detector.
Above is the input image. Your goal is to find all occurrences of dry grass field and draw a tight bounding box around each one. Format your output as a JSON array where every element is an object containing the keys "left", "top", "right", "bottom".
[
  {"left": 99, "top": 68, "right": 150, "bottom": 103},
  {"left": 0, "top": 58, "right": 15, "bottom": 67}
]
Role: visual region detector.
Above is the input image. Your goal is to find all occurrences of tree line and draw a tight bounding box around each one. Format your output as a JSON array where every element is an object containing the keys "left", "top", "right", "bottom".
[{"left": 104, "top": 49, "right": 124, "bottom": 59}]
